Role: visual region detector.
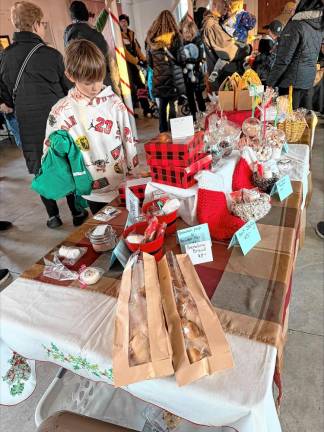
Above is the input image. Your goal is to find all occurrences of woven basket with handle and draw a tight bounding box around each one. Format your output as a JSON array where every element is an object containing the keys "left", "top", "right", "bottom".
[{"left": 278, "top": 86, "right": 307, "bottom": 142}]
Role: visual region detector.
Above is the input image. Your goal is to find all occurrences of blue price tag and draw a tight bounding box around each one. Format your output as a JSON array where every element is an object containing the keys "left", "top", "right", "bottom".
[
  {"left": 270, "top": 175, "right": 293, "bottom": 201},
  {"left": 177, "top": 223, "right": 211, "bottom": 253},
  {"left": 228, "top": 220, "right": 261, "bottom": 256},
  {"left": 282, "top": 141, "right": 289, "bottom": 154},
  {"left": 109, "top": 239, "right": 131, "bottom": 269}
]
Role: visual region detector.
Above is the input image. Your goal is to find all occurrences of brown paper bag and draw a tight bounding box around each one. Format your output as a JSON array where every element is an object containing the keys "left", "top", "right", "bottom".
[
  {"left": 218, "top": 76, "right": 236, "bottom": 111},
  {"left": 236, "top": 89, "right": 253, "bottom": 111},
  {"left": 158, "top": 252, "right": 234, "bottom": 386},
  {"left": 113, "top": 252, "right": 174, "bottom": 387}
]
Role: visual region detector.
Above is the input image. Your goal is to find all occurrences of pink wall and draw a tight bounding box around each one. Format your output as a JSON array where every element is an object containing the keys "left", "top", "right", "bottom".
[{"left": 0, "top": 0, "right": 71, "bottom": 53}]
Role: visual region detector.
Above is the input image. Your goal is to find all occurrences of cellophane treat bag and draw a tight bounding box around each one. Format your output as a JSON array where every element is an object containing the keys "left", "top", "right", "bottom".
[
  {"left": 113, "top": 252, "right": 174, "bottom": 386},
  {"left": 158, "top": 251, "right": 234, "bottom": 385}
]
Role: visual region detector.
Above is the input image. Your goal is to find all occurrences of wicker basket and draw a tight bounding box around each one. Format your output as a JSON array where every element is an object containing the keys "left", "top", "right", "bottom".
[{"left": 278, "top": 86, "right": 307, "bottom": 143}]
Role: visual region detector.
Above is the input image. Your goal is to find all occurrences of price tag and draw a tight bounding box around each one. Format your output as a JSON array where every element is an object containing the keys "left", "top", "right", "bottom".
[
  {"left": 228, "top": 220, "right": 261, "bottom": 256},
  {"left": 177, "top": 223, "right": 211, "bottom": 253},
  {"left": 170, "top": 115, "right": 194, "bottom": 140},
  {"left": 281, "top": 141, "right": 289, "bottom": 154},
  {"left": 126, "top": 187, "right": 140, "bottom": 223},
  {"left": 109, "top": 239, "right": 131, "bottom": 269},
  {"left": 270, "top": 175, "right": 293, "bottom": 201},
  {"left": 185, "top": 240, "right": 213, "bottom": 265}
]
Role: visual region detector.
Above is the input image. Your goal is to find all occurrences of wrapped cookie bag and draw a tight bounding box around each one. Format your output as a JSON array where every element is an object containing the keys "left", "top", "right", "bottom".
[
  {"left": 158, "top": 252, "right": 233, "bottom": 386},
  {"left": 113, "top": 252, "right": 173, "bottom": 387}
]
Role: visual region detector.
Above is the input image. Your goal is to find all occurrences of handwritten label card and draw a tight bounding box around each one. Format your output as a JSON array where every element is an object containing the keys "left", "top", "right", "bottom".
[
  {"left": 270, "top": 175, "right": 293, "bottom": 201},
  {"left": 170, "top": 115, "right": 194, "bottom": 140},
  {"left": 228, "top": 220, "right": 261, "bottom": 256},
  {"left": 109, "top": 239, "right": 131, "bottom": 269},
  {"left": 126, "top": 187, "right": 140, "bottom": 223},
  {"left": 185, "top": 240, "right": 213, "bottom": 265},
  {"left": 177, "top": 223, "right": 211, "bottom": 253}
]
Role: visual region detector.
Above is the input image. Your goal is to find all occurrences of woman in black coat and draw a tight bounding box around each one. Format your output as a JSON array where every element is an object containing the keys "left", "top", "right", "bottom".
[
  {"left": 146, "top": 10, "right": 186, "bottom": 133},
  {"left": 180, "top": 19, "right": 206, "bottom": 122},
  {"left": 267, "top": 0, "right": 324, "bottom": 110},
  {"left": 0, "top": 1, "right": 87, "bottom": 228}
]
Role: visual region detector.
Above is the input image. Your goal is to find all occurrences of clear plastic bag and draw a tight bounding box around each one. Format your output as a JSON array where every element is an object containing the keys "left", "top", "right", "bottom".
[
  {"left": 143, "top": 406, "right": 181, "bottom": 432},
  {"left": 166, "top": 251, "right": 211, "bottom": 364},
  {"left": 43, "top": 254, "right": 79, "bottom": 281},
  {"left": 204, "top": 117, "right": 241, "bottom": 163},
  {"left": 128, "top": 253, "right": 151, "bottom": 366},
  {"left": 57, "top": 245, "right": 88, "bottom": 266}
]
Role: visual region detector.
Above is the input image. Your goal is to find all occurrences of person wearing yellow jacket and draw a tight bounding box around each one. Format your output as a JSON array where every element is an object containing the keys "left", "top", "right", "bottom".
[{"left": 119, "top": 14, "right": 151, "bottom": 118}]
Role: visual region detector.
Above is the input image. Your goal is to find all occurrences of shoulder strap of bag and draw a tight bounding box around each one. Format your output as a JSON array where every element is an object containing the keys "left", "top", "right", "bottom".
[
  {"left": 164, "top": 46, "right": 177, "bottom": 63},
  {"left": 13, "top": 43, "right": 44, "bottom": 102}
]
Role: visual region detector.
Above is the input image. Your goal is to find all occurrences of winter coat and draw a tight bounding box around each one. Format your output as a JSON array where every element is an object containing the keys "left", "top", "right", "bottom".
[
  {"left": 267, "top": 10, "right": 324, "bottom": 90},
  {"left": 147, "top": 33, "right": 186, "bottom": 99},
  {"left": 64, "top": 22, "right": 108, "bottom": 56},
  {"left": 44, "top": 86, "right": 138, "bottom": 203},
  {"left": 183, "top": 33, "right": 206, "bottom": 91},
  {"left": 0, "top": 32, "right": 70, "bottom": 174},
  {"left": 122, "top": 28, "right": 146, "bottom": 66},
  {"left": 32, "top": 130, "right": 93, "bottom": 200},
  {"left": 202, "top": 11, "right": 249, "bottom": 80}
]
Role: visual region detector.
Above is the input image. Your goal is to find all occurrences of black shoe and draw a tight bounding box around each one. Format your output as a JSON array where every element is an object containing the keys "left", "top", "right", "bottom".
[
  {"left": 0, "top": 269, "right": 10, "bottom": 286},
  {"left": 0, "top": 221, "right": 12, "bottom": 231},
  {"left": 315, "top": 221, "right": 324, "bottom": 239},
  {"left": 73, "top": 209, "right": 89, "bottom": 227},
  {"left": 47, "top": 216, "right": 63, "bottom": 229}
]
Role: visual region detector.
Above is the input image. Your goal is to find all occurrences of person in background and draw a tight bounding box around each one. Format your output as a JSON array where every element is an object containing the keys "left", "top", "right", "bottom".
[
  {"left": 263, "top": 19, "right": 283, "bottom": 43},
  {"left": 43, "top": 40, "right": 138, "bottom": 215},
  {"left": 274, "top": 1, "right": 298, "bottom": 28},
  {"left": 222, "top": 0, "right": 256, "bottom": 44},
  {"left": 146, "top": 10, "right": 186, "bottom": 133},
  {"left": 312, "top": 40, "right": 324, "bottom": 114},
  {"left": 202, "top": 0, "right": 250, "bottom": 90},
  {"left": 119, "top": 14, "right": 152, "bottom": 118},
  {"left": 267, "top": 0, "right": 324, "bottom": 110},
  {"left": 194, "top": 7, "right": 208, "bottom": 31},
  {"left": 180, "top": 19, "right": 206, "bottom": 122},
  {"left": 0, "top": 1, "right": 87, "bottom": 229},
  {"left": 64, "top": 0, "right": 112, "bottom": 86}
]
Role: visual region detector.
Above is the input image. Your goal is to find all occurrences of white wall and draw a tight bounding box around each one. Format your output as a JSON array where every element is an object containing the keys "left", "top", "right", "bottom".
[{"left": 121, "top": 0, "right": 175, "bottom": 49}]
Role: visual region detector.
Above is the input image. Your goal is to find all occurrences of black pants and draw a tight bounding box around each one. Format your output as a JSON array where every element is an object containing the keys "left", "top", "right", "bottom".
[
  {"left": 87, "top": 200, "right": 107, "bottom": 215},
  {"left": 41, "top": 194, "right": 79, "bottom": 218},
  {"left": 186, "top": 83, "right": 206, "bottom": 121},
  {"left": 279, "top": 87, "right": 313, "bottom": 110},
  {"left": 159, "top": 97, "right": 177, "bottom": 133}
]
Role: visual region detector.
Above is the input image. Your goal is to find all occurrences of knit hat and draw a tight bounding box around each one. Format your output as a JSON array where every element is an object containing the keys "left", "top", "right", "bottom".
[{"left": 197, "top": 189, "right": 245, "bottom": 241}]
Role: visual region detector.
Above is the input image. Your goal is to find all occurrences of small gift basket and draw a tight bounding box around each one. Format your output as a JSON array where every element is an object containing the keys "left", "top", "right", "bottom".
[
  {"left": 278, "top": 86, "right": 307, "bottom": 142},
  {"left": 230, "top": 188, "right": 271, "bottom": 222},
  {"left": 142, "top": 197, "right": 180, "bottom": 234}
]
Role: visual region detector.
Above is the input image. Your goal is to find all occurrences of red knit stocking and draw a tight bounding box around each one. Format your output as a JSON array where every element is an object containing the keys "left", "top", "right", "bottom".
[
  {"left": 232, "top": 157, "right": 255, "bottom": 191},
  {"left": 197, "top": 189, "right": 244, "bottom": 241}
]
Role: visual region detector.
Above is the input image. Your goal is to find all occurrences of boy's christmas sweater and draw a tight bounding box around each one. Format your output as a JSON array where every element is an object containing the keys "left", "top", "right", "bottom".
[{"left": 44, "top": 86, "right": 138, "bottom": 203}]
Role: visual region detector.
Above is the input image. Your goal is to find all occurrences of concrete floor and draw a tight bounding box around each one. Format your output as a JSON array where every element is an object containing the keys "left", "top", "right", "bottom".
[{"left": 0, "top": 118, "right": 323, "bottom": 431}]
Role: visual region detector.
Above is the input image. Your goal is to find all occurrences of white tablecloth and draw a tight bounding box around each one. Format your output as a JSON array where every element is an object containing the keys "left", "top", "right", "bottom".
[{"left": 0, "top": 277, "right": 281, "bottom": 432}]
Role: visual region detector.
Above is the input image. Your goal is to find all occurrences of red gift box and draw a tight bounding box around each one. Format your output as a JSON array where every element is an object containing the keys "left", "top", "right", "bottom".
[
  {"left": 150, "top": 154, "right": 212, "bottom": 189},
  {"left": 144, "top": 131, "right": 204, "bottom": 167},
  {"left": 119, "top": 183, "right": 147, "bottom": 207}
]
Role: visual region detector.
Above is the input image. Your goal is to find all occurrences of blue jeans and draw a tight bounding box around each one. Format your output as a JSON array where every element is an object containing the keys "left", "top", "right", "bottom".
[{"left": 5, "top": 113, "right": 22, "bottom": 147}]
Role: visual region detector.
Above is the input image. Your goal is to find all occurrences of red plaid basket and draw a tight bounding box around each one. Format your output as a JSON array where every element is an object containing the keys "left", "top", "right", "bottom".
[
  {"left": 150, "top": 154, "right": 212, "bottom": 188},
  {"left": 144, "top": 131, "right": 204, "bottom": 167},
  {"left": 119, "top": 183, "right": 147, "bottom": 207}
]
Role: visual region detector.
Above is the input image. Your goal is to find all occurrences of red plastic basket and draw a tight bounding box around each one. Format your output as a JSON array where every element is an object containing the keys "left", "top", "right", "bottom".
[
  {"left": 123, "top": 222, "right": 165, "bottom": 261},
  {"left": 150, "top": 154, "right": 212, "bottom": 189},
  {"left": 142, "top": 198, "right": 177, "bottom": 234},
  {"left": 144, "top": 131, "right": 204, "bottom": 167}
]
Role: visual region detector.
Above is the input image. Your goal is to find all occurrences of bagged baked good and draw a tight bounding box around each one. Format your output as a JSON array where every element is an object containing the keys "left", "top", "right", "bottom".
[
  {"left": 158, "top": 252, "right": 233, "bottom": 386},
  {"left": 113, "top": 252, "right": 173, "bottom": 386}
]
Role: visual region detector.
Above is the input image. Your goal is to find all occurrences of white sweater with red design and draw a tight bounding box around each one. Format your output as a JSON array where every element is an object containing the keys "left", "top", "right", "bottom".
[{"left": 44, "top": 86, "right": 138, "bottom": 203}]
